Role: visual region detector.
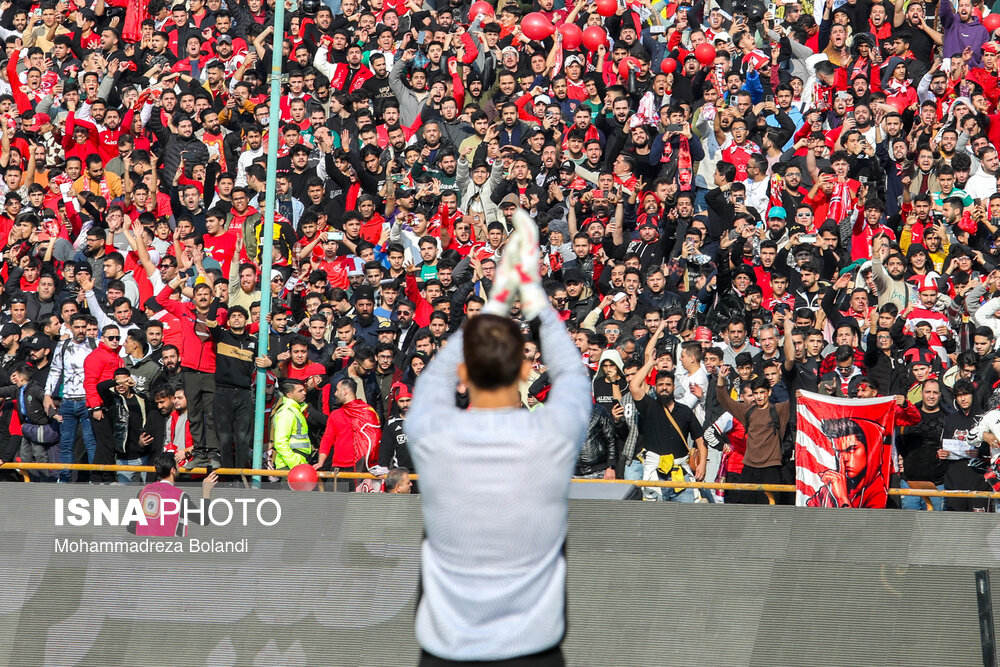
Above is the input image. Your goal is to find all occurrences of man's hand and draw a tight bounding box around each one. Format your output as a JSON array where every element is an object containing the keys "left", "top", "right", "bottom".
[
  {"left": 44, "top": 395, "right": 56, "bottom": 414},
  {"left": 91, "top": 408, "right": 103, "bottom": 421},
  {"left": 139, "top": 432, "right": 154, "bottom": 446},
  {"left": 694, "top": 458, "right": 706, "bottom": 482},
  {"left": 603, "top": 467, "right": 616, "bottom": 480},
  {"left": 202, "top": 471, "right": 219, "bottom": 494}
]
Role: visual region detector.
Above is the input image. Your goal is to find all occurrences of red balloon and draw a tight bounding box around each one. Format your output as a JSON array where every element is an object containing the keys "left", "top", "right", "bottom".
[
  {"left": 661, "top": 57, "right": 677, "bottom": 74},
  {"left": 984, "top": 13, "right": 1000, "bottom": 32},
  {"left": 558, "top": 22, "right": 583, "bottom": 50},
  {"left": 694, "top": 42, "right": 716, "bottom": 66},
  {"left": 595, "top": 0, "right": 617, "bottom": 17},
  {"left": 287, "top": 463, "right": 318, "bottom": 491},
  {"left": 582, "top": 25, "right": 607, "bottom": 52},
  {"left": 468, "top": 0, "right": 494, "bottom": 22},
  {"left": 521, "top": 12, "right": 555, "bottom": 40}
]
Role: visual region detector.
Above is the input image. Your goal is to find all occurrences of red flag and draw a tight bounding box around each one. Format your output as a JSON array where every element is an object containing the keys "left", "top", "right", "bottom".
[{"left": 795, "top": 391, "right": 895, "bottom": 508}]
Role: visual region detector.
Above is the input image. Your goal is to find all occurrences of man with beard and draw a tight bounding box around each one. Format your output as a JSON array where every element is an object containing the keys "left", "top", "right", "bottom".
[
  {"left": 315, "top": 40, "right": 372, "bottom": 94},
  {"left": 156, "top": 280, "right": 224, "bottom": 469},
  {"left": 235, "top": 126, "right": 264, "bottom": 187},
  {"left": 329, "top": 344, "right": 383, "bottom": 422},
  {"left": 361, "top": 52, "right": 394, "bottom": 112},
  {"left": 389, "top": 49, "right": 431, "bottom": 126},
  {"left": 378, "top": 381, "right": 413, "bottom": 472},
  {"left": 491, "top": 155, "right": 545, "bottom": 213},
  {"left": 351, "top": 286, "right": 380, "bottom": 347},
  {"left": 438, "top": 97, "right": 473, "bottom": 149},
  {"left": 629, "top": 322, "right": 707, "bottom": 501},
  {"left": 156, "top": 117, "right": 209, "bottom": 183},
  {"left": 159, "top": 345, "right": 182, "bottom": 379},
  {"left": 212, "top": 306, "right": 258, "bottom": 469},
  {"left": 940, "top": 0, "right": 989, "bottom": 67},
  {"left": 74, "top": 228, "right": 111, "bottom": 278},
  {"left": 44, "top": 314, "right": 97, "bottom": 479},
  {"left": 72, "top": 98, "right": 134, "bottom": 165},
  {"left": 898, "top": 378, "right": 949, "bottom": 510},
  {"left": 965, "top": 146, "right": 1000, "bottom": 202},
  {"left": 197, "top": 109, "right": 230, "bottom": 171},
  {"left": 871, "top": 236, "right": 914, "bottom": 309}
]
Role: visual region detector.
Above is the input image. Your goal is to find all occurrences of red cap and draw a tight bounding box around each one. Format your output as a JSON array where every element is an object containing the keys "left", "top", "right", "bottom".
[
  {"left": 694, "top": 326, "right": 713, "bottom": 342},
  {"left": 391, "top": 382, "right": 413, "bottom": 400}
]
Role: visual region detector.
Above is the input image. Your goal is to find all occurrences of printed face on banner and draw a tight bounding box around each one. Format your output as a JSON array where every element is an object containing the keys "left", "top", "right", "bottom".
[{"left": 796, "top": 392, "right": 895, "bottom": 509}]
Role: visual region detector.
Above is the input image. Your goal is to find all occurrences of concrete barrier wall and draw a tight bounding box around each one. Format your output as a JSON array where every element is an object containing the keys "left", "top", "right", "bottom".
[{"left": 1, "top": 486, "right": 999, "bottom": 666}]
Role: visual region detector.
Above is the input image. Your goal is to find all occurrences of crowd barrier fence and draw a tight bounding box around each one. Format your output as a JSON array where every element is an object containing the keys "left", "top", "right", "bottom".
[{"left": 4, "top": 463, "right": 1000, "bottom": 509}]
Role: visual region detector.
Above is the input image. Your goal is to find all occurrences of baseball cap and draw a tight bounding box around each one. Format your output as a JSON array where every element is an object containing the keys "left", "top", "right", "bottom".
[
  {"left": 559, "top": 160, "right": 576, "bottom": 173},
  {"left": 767, "top": 206, "right": 787, "bottom": 220},
  {"left": 378, "top": 320, "right": 400, "bottom": 333},
  {"left": 217, "top": 35, "right": 233, "bottom": 44},
  {"left": 0, "top": 323, "right": 21, "bottom": 338},
  {"left": 500, "top": 193, "right": 519, "bottom": 208},
  {"left": 21, "top": 334, "right": 52, "bottom": 351},
  {"left": 28, "top": 113, "right": 50, "bottom": 132},
  {"left": 534, "top": 94, "right": 551, "bottom": 105},
  {"left": 694, "top": 326, "right": 712, "bottom": 342},
  {"left": 563, "top": 268, "right": 585, "bottom": 284}
]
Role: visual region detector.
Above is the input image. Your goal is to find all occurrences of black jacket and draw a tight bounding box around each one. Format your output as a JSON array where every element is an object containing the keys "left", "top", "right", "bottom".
[
  {"left": 0, "top": 379, "right": 50, "bottom": 425},
  {"left": 577, "top": 404, "right": 618, "bottom": 476},
  {"left": 97, "top": 380, "right": 150, "bottom": 459},
  {"left": 379, "top": 414, "right": 412, "bottom": 471}
]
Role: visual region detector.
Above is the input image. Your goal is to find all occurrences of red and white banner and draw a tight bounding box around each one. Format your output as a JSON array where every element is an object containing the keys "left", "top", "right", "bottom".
[{"left": 795, "top": 391, "right": 895, "bottom": 508}]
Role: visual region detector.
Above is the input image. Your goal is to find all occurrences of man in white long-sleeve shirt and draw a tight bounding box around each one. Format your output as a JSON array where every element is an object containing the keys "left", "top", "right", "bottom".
[
  {"left": 43, "top": 313, "right": 98, "bottom": 482},
  {"left": 406, "top": 209, "right": 591, "bottom": 665}
]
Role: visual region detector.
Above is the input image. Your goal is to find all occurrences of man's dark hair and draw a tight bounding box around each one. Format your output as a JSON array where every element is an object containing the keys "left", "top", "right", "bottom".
[
  {"left": 153, "top": 451, "right": 177, "bottom": 480},
  {"left": 385, "top": 467, "right": 409, "bottom": 492},
  {"left": 462, "top": 314, "right": 524, "bottom": 390}
]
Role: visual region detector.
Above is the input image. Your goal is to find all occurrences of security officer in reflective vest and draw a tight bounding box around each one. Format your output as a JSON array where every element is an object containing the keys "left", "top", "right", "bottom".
[{"left": 271, "top": 379, "right": 312, "bottom": 469}]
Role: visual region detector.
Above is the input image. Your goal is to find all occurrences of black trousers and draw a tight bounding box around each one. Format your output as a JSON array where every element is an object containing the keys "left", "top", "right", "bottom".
[
  {"left": 215, "top": 386, "right": 253, "bottom": 469},
  {"left": 183, "top": 370, "right": 220, "bottom": 461},
  {"left": 90, "top": 409, "right": 116, "bottom": 483},
  {"left": 419, "top": 646, "right": 564, "bottom": 667},
  {"left": 729, "top": 464, "right": 783, "bottom": 505}
]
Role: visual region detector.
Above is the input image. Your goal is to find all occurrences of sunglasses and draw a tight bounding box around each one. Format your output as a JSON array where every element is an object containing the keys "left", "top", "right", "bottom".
[{"left": 105, "top": 335, "right": 120, "bottom": 341}]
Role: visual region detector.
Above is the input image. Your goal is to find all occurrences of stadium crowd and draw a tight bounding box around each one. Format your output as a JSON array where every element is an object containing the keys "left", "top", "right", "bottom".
[{"left": 1, "top": 0, "right": 1000, "bottom": 508}]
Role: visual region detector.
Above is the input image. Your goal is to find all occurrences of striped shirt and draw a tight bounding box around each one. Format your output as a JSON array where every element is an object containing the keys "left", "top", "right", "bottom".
[{"left": 406, "top": 306, "right": 591, "bottom": 661}]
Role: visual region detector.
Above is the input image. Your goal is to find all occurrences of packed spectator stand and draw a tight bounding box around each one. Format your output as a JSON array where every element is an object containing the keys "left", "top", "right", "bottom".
[{"left": 0, "top": 0, "right": 999, "bottom": 508}]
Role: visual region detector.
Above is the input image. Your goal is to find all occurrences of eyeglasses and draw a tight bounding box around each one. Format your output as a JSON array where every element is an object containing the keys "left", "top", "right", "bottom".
[{"left": 105, "top": 335, "right": 120, "bottom": 341}]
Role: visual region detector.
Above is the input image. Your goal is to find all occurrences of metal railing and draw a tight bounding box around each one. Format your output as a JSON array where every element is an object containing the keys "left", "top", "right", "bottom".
[{"left": 4, "top": 463, "right": 1000, "bottom": 510}]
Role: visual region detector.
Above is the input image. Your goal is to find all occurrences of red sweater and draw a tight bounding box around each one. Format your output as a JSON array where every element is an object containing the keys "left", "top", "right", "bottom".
[{"left": 83, "top": 343, "right": 124, "bottom": 408}]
